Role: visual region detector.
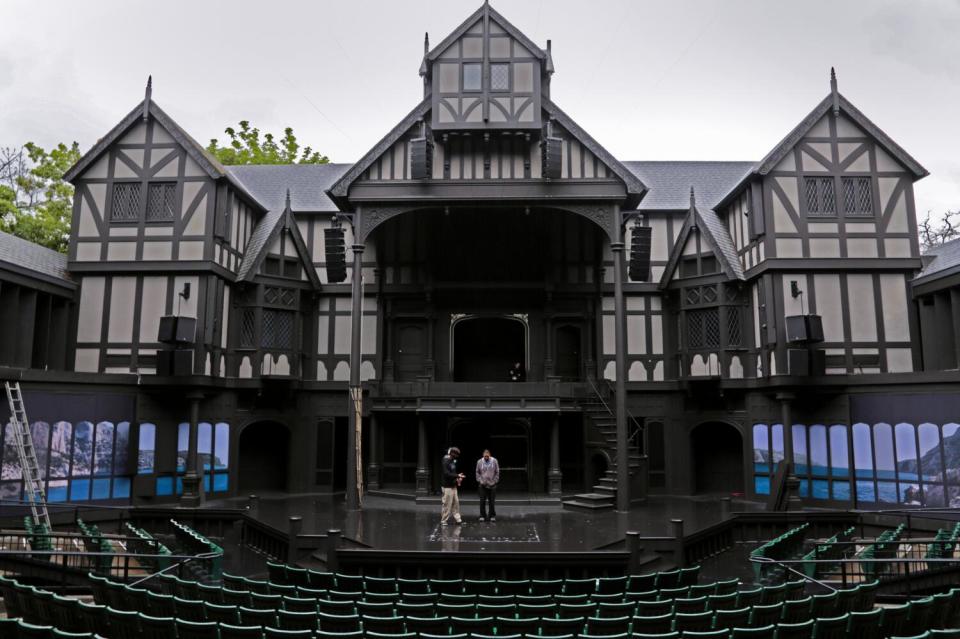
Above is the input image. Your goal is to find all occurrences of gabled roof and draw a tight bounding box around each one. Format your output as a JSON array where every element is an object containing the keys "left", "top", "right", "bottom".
[
  {"left": 326, "top": 99, "right": 430, "bottom": 206},
  {"left": 425, "top": 2, "right": 546, "bottom": 63},
  {"left": 0, "top": 230, "right": 73, "bottom": 289},
  {"left": 659, "top": 195, "right": 744, "bottom": 288},
  {"left": 227, "top": 164, "right": 350, "bottom": 212},
  {"left": 236, "top": 204, "right": 321, "bottom": 289},
  {"left": 543, "top": 98, "right": 647, "bottom": 205},
  {"left": 716, "top": 91, "right": 929, "bottom": 210},
  {"left": 623, "top": 161, "right": 755, "bottom": 210},
  {"left": 914, "top": 237, "right": 960, "bottom": 286},
  {"left": 64, "top": 99, "right": 227, "bottom": 183}
]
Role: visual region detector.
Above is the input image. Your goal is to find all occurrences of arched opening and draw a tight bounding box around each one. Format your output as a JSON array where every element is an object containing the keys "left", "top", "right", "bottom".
[
  {"left": 691, "top": 421, "right": 744, "bottom": 495},
  {"left": 555, "top": 324, "right": 582, "bottom": 380},
  {"left": 448, "top": 417, "right": 531, "bottom": 491},
  {"left": 453, "top": 316, "right": 526, "bottom": 382},
  {"left": 588, "top": 451, "right": 609, "bottom": 490},
  {"left": 238, "top": 421, "right": 290, "bottom": 492}
]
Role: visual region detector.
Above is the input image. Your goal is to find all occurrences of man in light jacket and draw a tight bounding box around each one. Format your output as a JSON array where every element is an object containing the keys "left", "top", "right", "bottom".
[{"left": 475, "top": 449, "right": 500, "bottom": 522}]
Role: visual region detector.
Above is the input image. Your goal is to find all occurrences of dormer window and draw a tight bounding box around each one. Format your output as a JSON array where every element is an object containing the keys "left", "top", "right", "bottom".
[{"left": 463, "top": 63, "right": 482, "bottom": 91}]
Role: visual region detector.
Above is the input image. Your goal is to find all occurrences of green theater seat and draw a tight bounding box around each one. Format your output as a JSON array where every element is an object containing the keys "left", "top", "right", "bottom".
[
  {"left": 846, "top": 607, "right": 882, "bottom": 639},
  {"left": 138, "top": 613, "right": 177, "bottom": 639},
  {"left": 220, "top": 622, "right": 269, "bottom": 638},
  {"left": 714, "top": 606, "right": 751, "bottom": 630},
  {"left": 493, "top": 615, "right": 538, "bottom": 635},
  {"left": 813, "top": 613, "right": 850, "bottom": 639},
  {"left": 775, "top": 618, "right": 815, "bottom": 639},
  {"left": 175, "top": 619, "right": 220, "bottom": 639},
  {"left": 673, "top": 611, "right": 713, "bottom": 633},
  {"left": 731, "top": 624, "right": 776, "bottom": 639},
  {"left": 17, "top": 621, "right": 55, "bottom": 639},
  {"left": 631, "top": 613, "right": 675, "bottom": 635},
  {"left": 680, "top": 630, "right": 730, "bottom": 639},
  {"left": 362, "top": 614, "right": 406, "bottom": 634},
  {"left": 450, "top": 615, "right": 494, "bottom": 634}
]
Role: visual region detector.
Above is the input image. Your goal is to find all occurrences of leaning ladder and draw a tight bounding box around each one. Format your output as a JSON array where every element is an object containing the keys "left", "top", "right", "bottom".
[{"left": 4, "top": 382, "right": 50, "bottom": 528}]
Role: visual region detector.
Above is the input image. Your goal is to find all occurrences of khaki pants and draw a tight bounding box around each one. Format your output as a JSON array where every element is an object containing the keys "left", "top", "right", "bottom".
[{"left": 441, "top": 486, "right": 461, "bottom": 523}]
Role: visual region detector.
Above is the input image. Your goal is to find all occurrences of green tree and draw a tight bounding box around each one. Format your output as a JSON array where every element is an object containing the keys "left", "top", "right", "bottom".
[
  {"left": 206, "top": 121, "right": 329, "bottom": 165},
  {"left": 0, "top": 142, "right": 80, "bottom": 253}
]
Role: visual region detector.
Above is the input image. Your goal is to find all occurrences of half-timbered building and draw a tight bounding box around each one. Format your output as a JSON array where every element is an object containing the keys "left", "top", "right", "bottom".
[{"left": 1, "top": 3, "right": 958, "bottom": 512}]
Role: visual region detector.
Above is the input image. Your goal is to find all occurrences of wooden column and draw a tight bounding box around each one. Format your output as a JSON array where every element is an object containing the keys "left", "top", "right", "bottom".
[
  {"left": 346, "top": 210, "right": 364, "bottom": 510},
  {"left": 548, "top": 414, "right": 562, "bottom": 496},
  {"left": 367, "top": 413, "right": 381, "bottom": 491},
  {"left": 611, "top": 204, "right": 630, "bottom": 511},
  {"left": 416, "top": 416, "right": 430, "bottom": 496},
  {"left": 180, "top": 392, "right": 204, "bottom": 507}
]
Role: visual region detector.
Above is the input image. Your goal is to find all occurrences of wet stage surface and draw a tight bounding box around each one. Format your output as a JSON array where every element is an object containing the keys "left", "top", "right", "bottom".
[{"left": 209, "top": 492, "right": 765, "bottom": 554}]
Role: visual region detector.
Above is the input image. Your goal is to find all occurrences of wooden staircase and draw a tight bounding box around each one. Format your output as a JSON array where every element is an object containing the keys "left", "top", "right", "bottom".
[{"left": 563, "top": 390, "right": 643, "bottom": 512}]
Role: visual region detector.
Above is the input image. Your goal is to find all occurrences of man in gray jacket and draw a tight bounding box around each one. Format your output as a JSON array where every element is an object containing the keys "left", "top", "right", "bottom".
[{"left": 475, "top": 449, "right": 500, "bottom": 522}]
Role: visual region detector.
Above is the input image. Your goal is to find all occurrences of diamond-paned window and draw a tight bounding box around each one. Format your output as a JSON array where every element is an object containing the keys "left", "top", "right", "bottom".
[
  {"left": 702, "top": 285, "right": 718, "bottom": 304},
  {"left": 490, "top": 63, "right": 510, "bottom": 91},
  {"left": 726, "top": 307, "right": 742, "bottom": 346},
  {"left": 687, "top": 308, "right": 721, "bottom": 350},
  {"left": 805, "top": 177, "right": 836, "bottom": 216},
  {"left": 240, "top": 309, "right": 256, "bottom": 348},
  {"left": 264, "top": 286, "right": 297, "bottom": 308},
  {"left": 842, "top": 177, "right": 873, "bottom": 216},
  {"left": 688, "top": 311, "right": 704, "bottom": 349},
  {"left": 146, "top": 182, "right": 176, "bottom": 222},
  {"left": 262, "top": 309, "right": 294, "bottom": 350},
  {"left": 686, "top": 288, "right": 701, "bottom": 305},
  {"left": 111, "top": 183, "right": 141, "bottom": 221}
]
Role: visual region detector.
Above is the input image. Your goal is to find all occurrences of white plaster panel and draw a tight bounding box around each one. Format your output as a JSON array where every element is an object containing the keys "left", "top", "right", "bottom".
[
  {"left": 880, "top": 274, "right": 911, "bottom": 342},
  {"left": 183, "top": 156, "right": 205, "bottom": 177},
  {"left": 886, "top": 192, "right": 909, "bottom": 233},
  {"left": 884, "top": 238, "right": 913, "bottom": 257},
  {"left": 239, "top": 356, "right": 252, "bottom": 379},
  {"left": 808, "top": 223, "right": 838, "bottom": 234},
  {"left": 144, "top": 226, "right": 173, "bottom": 236},
  {"left": 76, "top": 277, "right": 105, "bottom": 342},
  {"left": 845, "top": 222, "right": 875, "bottom": 234},
  {"left": 602, "top": 315, "right": 615, "bottom": 355},
  {"left": 316, "top": 361, "right": 328, "bottom": 381},
  {"left": 109, "top": 227, "right": 137, "bottom": 237},
  {"left": 878, "top": 178, "right": 899, "bottom": 213},
  {"left": 886, "top": 348, "right": 913, "bottom": 373},
  {"left": 120, "top": 122, "right": 147, "bottom": 144},
  {"left": 650, "top": 316, "right": 663, "bottom": 354},
  {"left": 334, "top": 316, "right": 351, "bottom": 354},
  {"left": 771, "top": 186, "right": 798, "bottom": 234},
  {"left": 142, "top": 242, "right": 172, "bottom": 260},
  {"left": 317, "top": 316, "right": 329, "bottom": 354},
  {"left": 847, "top": 238, "right": 879, "bottom": 258},
  {"left": 801, "top": 151, "right": 829, "bottom": 172},
  {"left": 284, "top": 231, "right": 297, "bottom": 257},
  {"left": 774, "top": 153, "right": 795, "bottom": 172},
  {"left": 845, "top": 152, "right": 871, "bottom": 172},
  {"left": 360, "top": 361, "right": 376, "bottom": 381},
  {"left": 808, "top": 142, "right": 832, "bottom": 161},
  {"left": 85, "top": 155, "right": 109, "bottom": 179},
  {"left": 108, "top": 277, "right": 137, "bottom": 342},
  {"left": 782, "top": 275, "right": 804, "bottom": 316},
  {"left": 333, "top": 361, "right": 350, "bottom": 381},
  {"left": 603, "top": 361, "right": 616, "bottom": 381},
  {"left": 179, "top": 241, "right": 204, "bottom": 260},
  {"left": 681, "top": 232, "right": 698, "bottom": 256},
  {"left": 183, "top": 195, "right": 207, "bottom": 235},
  {"left": 221, "top": 286, "right": 230, "bottom": 349},
  {"left": 181, "top": 182, "right": 204, "bottom": 220},
  {"left": 153, "top": 154, "right": 180, "bottom": 178},
  {"left": 120, "top": 149, "right": 145, "bottom": 169},
  {"left": 626, "top": 296, "right": 644, "bottom": 312},
  {"left": 628, "top": 362, "right": 645, "bottom": 382},
  {"left": 837, "top": 143, "right": 862, "bottom": 165},
  {"left": 810, "top": 238, "right": 841, "bottom": 258},
  {"left": 652, "top": 361, "right": 663, "bottom": 381},
  {"left": 514, "top": 62, "right": 534, "bottom": 92},
  {"left": 107, "top": 242, "right": 137, "bottom": 261},
  {"left": 361, "top": 315, "right": 377, "bottom": 355},
  {"left": 813, "top": 274, "right": 844, "bottom": 341},
  {"left": 835, "top": 114, "right": 862, "bottom": 137},
  {"left": 627, "top": 316, "right": 646, "bottom": 355},
  {"left": 650, "top": 218, "right": 669, "bottom": 261},
  {"left": 874, "top": 146, "right": 902, "bottom": 172},
  {"left": 76, "top": 243, "right": 101, "bottom": 261},
  {"left": 335, "top": 297, "right": 352, "bottom": 312},
  {"left": 151, "top": 122, "right": 174, "bottom": 144},
  {"left": 775, "top": 239, "right": 803, "bottom": 258},
  {"left": 112, "top": 159, "right": 138, "bottom": 179},
  {"left": 74, "top": 349, "right": 100, "bottom": 372},
  {"left": 139, "top": 277, "right": 167, "bottom": 342},
  {"left": 728, "top": 356, "right": 744, "bottom": 379},
  {"left": 79, "top": 194, "right": 100, "bottom": 237},
  {"left": 847, "top": 274, "right": 877, "bottom": 341},
  {"left": 807, "top": 115, "right": 831, "bottom": 137}
]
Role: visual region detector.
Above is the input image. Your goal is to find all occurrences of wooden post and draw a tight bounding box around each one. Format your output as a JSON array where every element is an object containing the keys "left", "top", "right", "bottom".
[
  {"left": 625, "top": 531, "right": 641, "bottom": 574},
  {"left": 367, "top": 413, "right": 381, "bottom": 491},
  {"left": 671, "top": 518, "right": 685, "bottom": 567},
  {"left": 347, "top": 209, "right": 364, "bottom": 510},
  {"left": 287, "top": 516, "right": 302, "bottom": 564},
  {"left": 612, "top": 204, "right": 630, "bottom": 511},
  {"left": 326, "top": 529, "right": 342, "bottom": 572},
  {"left": 416, "top": 417, "right": 430, "bottom": 496},
  {"left": 548, "top": 414, "right": 562, "bottom": 496}
]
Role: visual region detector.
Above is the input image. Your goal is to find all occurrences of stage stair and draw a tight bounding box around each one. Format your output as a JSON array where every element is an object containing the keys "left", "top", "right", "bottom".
[{"left": 563, "top": 389, "right": 643, "bottom": 512}]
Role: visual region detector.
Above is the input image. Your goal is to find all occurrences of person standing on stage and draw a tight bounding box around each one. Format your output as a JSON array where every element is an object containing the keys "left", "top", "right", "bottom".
[
  {"left": 508, "top": 361, "right": 525, "bottom": 382},
  {"left": 440, "top": 447, "right": 464, "bottom": 525},
  {"left": 476, "top": 448, "right": 500, "bottom": 522}
]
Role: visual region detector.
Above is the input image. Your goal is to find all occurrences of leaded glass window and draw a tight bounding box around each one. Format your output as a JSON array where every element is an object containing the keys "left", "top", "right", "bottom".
[
  {"left": 146, "top": 182, "right": 177, "bottom": 222},
  {"left": 490, "top": 63, "right": 510, "bottom": 91},
  {"left": 687, "top": 308, "right": 720, "bottom": 349},
  {"left": 111, "top": 183, "right": 141, "bottom": 221},
  {"left": 240, "top": 309, "right": 256, "bottom": 347},
  {"left": 842, "top": 177, "right": 873, "bottom": 215},
  {"left": 805, "top": 177, "right": 835, "bottom": 216},
  {"left": 262, "top": 309, "right": 294, "bottom": 349}
]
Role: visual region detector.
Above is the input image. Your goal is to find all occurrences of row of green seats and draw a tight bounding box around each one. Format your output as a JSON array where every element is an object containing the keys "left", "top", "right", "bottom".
[
  {"left": 858, "top": 523, "right": 906, "bottom": 578},
  {"left": 23, "top": 516, "right": 53, "bottom": 560},
  {"left": 76, "top": 518, "right": 113, "bottom": 572},
  {"left": 171, "top": 518, "right": 224, "bottom": 579},
  {"left": 925, "top": 522, "right": 960, "bottom": 560},
  {"left": 750, "top": 524, "right": 810, "bottom": 581},
  {"left": 801, "top": 525, "right": 856, "bottom": 578},
  {"left": 125, "top": 521, "right": 174, "bottom": 571}
]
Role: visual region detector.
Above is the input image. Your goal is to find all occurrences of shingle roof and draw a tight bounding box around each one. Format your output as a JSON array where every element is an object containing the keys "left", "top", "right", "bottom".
[
  {"left": 0, "top": 231, "right": 72, "bottom": 287},
  {"left": 236, "top": 208, "right": 285, "bottom": 281},
  {"left": 227, "top": 164, "right": 350, "bottom": 212},
  {"left": 696, "top": 207, "right": 745, "bottom": 280},
  {"left": 916, "top": 237, "right": 960, "bottom": 284},
  {"left": 623, "top": 161, "right": 756, "bottom": 211}
]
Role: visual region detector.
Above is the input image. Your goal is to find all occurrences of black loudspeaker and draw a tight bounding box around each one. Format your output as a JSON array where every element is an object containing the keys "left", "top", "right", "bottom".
[
  {"left": 629, "top": 225, "right": 652, "bottom": 282},
  {"left": 325, "top": 227, "right": 347, "bottom": 283},
  {"left": 174, "top": 317, "right": 196, "bottom": 343},
  {"left": 158, "top": 316, "right": 177, "bottom": 343},
  {"left": 156, "top": 349, "right": 193, "bottom": 376},
  {"left": 787, "top": 349, "right": 810, "bottom": 376},
  {"left": 810, "top": 349, "right": 826, "bottom": 376},
  {"left": 410, "top": 137, "right": 433, "bottom": 180},
  {"left": 542, "top": 136, "right": 563, "bottom": 179},
  {"left": 785, "top": 315, "right": 824, "bottom": 344}
]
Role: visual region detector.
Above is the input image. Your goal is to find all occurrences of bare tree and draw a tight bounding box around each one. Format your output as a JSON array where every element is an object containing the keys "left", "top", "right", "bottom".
[{"left": 920, "top": 210, "right": 960, "bottom": 251}]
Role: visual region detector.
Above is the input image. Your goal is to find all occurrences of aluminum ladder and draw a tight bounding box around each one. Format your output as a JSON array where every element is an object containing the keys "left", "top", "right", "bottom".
[{"left": 4, "top": 382, "right": 50, "bottom": 528}]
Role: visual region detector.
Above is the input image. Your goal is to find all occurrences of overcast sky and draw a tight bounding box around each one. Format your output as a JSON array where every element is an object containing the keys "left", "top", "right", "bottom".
[{"left": 2, "top": 0, "right": 958, "bottom": 218}]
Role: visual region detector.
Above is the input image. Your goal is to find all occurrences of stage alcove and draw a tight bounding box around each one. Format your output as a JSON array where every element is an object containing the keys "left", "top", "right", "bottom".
[
  {"left": 690, "top": 421, "right": 744, "bottom": 495},
  {"left": 452, "top": 316, "right": 526, "bottom": 382},
  {"left": 448, "top": 416, "right": 531, "bottom": 492},
  {"left": 237, "top": 421, "right": 290, "bottom": 492}
]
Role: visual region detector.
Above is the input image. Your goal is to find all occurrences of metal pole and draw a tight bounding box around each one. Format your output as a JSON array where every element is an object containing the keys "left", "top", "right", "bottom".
[
  {"left": 611, "top": 204, "right": 630, "bottom": 511},
  {"left": 548, "top": 414, "right": 562, "bottom": 496},
  {"left": 416, "top": 416, "right": 429, "bottom": 496},
  {"left": 346, "top": 210, "right": 365, "bottom": 511}
]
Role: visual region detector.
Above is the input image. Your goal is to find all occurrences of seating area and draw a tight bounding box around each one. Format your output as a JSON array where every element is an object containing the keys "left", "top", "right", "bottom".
[
  {"left": 23, "top": 517, "right": 53, "bottom": 560},
  {"left": 124, "top": 522, "right": 173, "bottom": 573},
  {"left": 801, "top": 527, "right": 857, "bottom": 579},
  {"left": 2, "top": 562, "right": 958, "bottom": 638},
  {"left": 858, "top": 525, "right": 907, "bottom": 579},
  {"left": 924, "top": 523, "right": 960, "bottom": 561},
  {"left": 750, "top": 524, "right": 810, "bottom": 581},
  {"left": 170, "top": 519, "right": 224, "bottom": 582},
  {"left": 77, "top": 519, "right": 116, "bottom": 573}
]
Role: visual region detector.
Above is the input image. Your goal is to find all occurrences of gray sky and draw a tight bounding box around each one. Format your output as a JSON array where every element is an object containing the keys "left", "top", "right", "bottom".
[{"left": 2, "top": 0, "right": 958, "bottom": 218}]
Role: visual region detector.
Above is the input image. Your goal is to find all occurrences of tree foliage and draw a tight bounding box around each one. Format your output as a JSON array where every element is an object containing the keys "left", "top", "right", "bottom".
[
  {"left": 0, "top": 142, "right": 81, "bottom": 253},
  {"left": 919, "top": 210, "right": 960, "bottom": 251},
  {"left": 206, "top": 121, "right": 328, "bottom": 165}
]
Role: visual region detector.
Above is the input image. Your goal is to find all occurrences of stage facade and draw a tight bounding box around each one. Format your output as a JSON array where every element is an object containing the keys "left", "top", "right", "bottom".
[{"left": 2, "top": 3, "right": 959, "bottom": 514}]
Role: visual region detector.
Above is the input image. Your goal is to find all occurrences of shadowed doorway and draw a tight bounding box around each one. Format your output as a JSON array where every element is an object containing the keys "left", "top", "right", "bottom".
[
  {"left": 691, "top": 422, "right": 744, "bottom": 494},
  {"left": 453, "top": 316, "right": 526, "bottom": 382},
  {"left": 238, "top": 421, "right": 289, "bottom": 492}
]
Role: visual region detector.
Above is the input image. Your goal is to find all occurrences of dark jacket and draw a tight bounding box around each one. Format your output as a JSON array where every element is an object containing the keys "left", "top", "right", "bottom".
[{"left": 441, "top": 454, "right": 460, "bottom": 488}]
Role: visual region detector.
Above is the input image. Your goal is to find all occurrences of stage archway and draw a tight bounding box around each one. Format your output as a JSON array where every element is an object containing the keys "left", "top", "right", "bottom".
[
  {"left": 452, "top": 315, "right": 527, "bottom": 382},
  {"left": 448, "top": 417, "right": 531, "bottom": 491},
  {"left": 237, "top": 421, "right": 290, "bottom": 492},
  {"left": 690, "top": 421, "right": 744, "bottom": 495}
]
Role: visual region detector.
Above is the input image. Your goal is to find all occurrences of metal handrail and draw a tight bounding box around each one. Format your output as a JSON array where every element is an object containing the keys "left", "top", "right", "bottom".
[
  {"left": 595, "top": 377, "right": 645, "bottom": 450},
  {"left": 128, "top": 550, "right": 223, "bottom": 587},
  {"left": 749, "top": 555, "right": 838, "bottom": 592}
]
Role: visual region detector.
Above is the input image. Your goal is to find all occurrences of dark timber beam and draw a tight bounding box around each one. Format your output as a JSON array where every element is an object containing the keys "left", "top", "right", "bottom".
[
  {"left": 347, "top": 208, "right": 365, "bottom": 510},
  {"left": 367, "top": 413, "right": 381, "bottom": 491},
  {"left": 612, "top": 203, "right": 629, "bottom": 512},
  {"left": 180, "top": 391, "right": 204, "bottom": 507},
  {"left": 416, "top": 416, "right": 429, "bottom": 496}
]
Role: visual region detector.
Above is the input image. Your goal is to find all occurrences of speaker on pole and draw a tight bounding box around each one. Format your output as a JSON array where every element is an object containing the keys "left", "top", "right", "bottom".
[
  {"left": 410, "top": 136, "right": 433, "bottom": 180},
  {"left": 542, "top": 136, "right": 563, "bottom": 179},
  {"left": 629, "top": 225, "right": 652, "bottom": 282},
  {"left": 325, "top": 227, "right": 347, "bottom": 283}
]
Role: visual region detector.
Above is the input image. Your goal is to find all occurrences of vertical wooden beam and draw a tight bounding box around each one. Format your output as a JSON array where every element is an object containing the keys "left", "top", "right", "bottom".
[
  {"left": 548, "top": 414, "right": 562, "bottom": 496},
  {"left": 367, "top": 413, "right": 381, "bottom": 491},
  {"left": 611, "top": 204, "right": 630, "bottom": 511},
  {"left": 346, "top": 208, "right": 365, "bottom": 510},
  {"left": 416, "top": 416, "right": 430, "bottom": 496}
]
